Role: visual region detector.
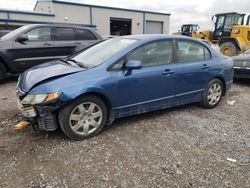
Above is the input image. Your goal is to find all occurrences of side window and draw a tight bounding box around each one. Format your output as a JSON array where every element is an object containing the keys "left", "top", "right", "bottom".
[
  {"left": 54, "top": 28, "right": 75, "bottom": 41},
  {"left": 177, "top": 41, "right": 210, "bottom": 63},
  {"left": 127, "top": 40, "right": 173, "bottom": 68},
  {"left": 76, "top": 29, "right": 97, "bottom": 40},
  {"left": 25, "top": 27, "right": 51, "bottom": 41}
]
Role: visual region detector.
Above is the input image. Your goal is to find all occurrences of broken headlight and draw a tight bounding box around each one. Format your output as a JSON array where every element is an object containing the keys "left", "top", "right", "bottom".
[{"left": 21, "top": 92, "right": 61, "bottom": 105}]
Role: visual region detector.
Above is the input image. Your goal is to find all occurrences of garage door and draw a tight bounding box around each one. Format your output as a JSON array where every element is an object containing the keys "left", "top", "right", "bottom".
[{"left": 145, "top": 21, "right": 163, "bottom": 34}]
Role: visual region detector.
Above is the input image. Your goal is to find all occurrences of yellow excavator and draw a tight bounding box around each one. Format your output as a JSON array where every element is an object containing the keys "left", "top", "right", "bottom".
[
  {"left": 172, "top": 24, "right": 200, "bottom": 37},
  {"left": 173, "top": 12, "right": 250, "bottom": 56}
]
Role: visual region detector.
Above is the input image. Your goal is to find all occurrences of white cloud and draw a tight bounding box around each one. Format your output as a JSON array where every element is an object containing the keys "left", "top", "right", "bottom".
[
  {"left": 0, "top": 0, "right": 248, "bottom": 32},
  {"left": 0, "top": 0, "right": 36, "bottom": 10}
]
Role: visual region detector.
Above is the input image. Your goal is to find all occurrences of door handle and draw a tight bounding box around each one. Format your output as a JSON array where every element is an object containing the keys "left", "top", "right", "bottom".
[
  {"left": 162, "top": 69, "right": 175, "bottom": 75},
  {"left": 74, "top": 42, "right": 81, "bottom": 45},
  {"left": 43, "top": 42, "right": 52, "bottom": 46},
  {"left": 202, "top": 64, "right": 210, "bottom": 70}
]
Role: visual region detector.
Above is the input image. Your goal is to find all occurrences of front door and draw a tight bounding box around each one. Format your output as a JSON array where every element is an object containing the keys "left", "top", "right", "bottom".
[
  {"left": 111, "top": 40, "right": 176, "bottom": 117},
  {"left": 11, "top": 27, "right": 54, "bottom": 71}
]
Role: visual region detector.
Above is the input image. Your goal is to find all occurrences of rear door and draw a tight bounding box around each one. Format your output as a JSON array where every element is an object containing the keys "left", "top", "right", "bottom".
[
  {"left": 11, "top": 27, "right": 54, "bottom": 70},
  {"left": 75, "top": 29, "right": 100, "bottom": 51},
  {"left": 52, "top": 27, "right": 77, "bottom": 59},
  {"left": 175, "top": 39, "right": 211, "bottom": 104}
]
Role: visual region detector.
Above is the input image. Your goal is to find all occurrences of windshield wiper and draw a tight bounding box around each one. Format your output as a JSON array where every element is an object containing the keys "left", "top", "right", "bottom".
[
  {"left": 60, "top": 58, "right": 71, "bottom": 65},
  {"left": 67, "top": 59, "right": 89, "bottom": 69}
]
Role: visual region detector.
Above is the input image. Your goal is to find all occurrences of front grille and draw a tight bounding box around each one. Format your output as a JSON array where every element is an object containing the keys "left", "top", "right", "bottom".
[{"left": 37, "top": 115, "right": 58, "bottom": 131}]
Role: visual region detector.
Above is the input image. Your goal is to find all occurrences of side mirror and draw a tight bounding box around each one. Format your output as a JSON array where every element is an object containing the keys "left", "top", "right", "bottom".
[
  {"left": 125, "top": 60, "right": 142, "bottom": 70},
  {"left": 17, "top": 34, "right": 28, "bottom": 43}
]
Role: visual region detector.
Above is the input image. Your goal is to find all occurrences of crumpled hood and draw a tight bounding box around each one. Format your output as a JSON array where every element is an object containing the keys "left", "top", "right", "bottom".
[{"left": 18, "top": 60, "right": 85, "bottom": 92}]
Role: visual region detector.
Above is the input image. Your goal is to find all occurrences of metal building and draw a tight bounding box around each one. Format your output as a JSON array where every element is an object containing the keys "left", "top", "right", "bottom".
[{"left": 0, "top": 0, "right": 170, "bottom": 36}]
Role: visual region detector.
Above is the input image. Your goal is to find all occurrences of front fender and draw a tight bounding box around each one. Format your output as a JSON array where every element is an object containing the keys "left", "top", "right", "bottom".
[{"left": 60, "top": 86, "right": 112, "bottom": 103}]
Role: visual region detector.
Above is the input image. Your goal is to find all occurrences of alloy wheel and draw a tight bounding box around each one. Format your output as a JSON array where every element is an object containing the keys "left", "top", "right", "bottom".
[
  {"left": 69, "top": 102, "right": 103, "bottom": 135},
  {"left": 207, "top": 83, "right": 222, "bottom": 106}
]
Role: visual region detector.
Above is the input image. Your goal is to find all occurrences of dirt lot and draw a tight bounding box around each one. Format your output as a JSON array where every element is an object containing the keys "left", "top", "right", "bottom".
[{"left": 0, "top": 77, "right": 249, "bottom": 188}]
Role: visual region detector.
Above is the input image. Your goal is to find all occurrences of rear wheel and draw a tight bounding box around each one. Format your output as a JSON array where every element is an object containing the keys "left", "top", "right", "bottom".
[
  {"left": 0, "top": 63, "right": 6, "bottom": 82},
  {"left": 220, "top": 42, "right": 237, "bottom": 56},
  {"left": 201, "top": 79, "right": 223, "bottom": 109},
  {"left": 59, "top": 95, "right": 107, "bottom": 140}
]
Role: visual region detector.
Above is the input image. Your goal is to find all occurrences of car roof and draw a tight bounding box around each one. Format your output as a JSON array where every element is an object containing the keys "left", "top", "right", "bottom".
[
  {"left": 120, "top": 34, "right": 199, "bottom": 41},
  {"left": 24, "top": 24, "right": 94, "bottom": 30}
]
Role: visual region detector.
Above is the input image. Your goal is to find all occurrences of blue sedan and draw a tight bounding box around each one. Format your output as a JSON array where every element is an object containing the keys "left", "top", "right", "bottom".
[{"left": 16, "top": 35, "right": 234, "bottom": 140}]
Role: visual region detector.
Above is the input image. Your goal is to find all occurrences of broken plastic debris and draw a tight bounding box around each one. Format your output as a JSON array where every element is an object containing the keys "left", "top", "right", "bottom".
[
  {"left": 12, "top": 120, "right": 30, "bottom": 130},
  {"left": 227, "top": 100, "right": 236, "bottom": 106},
  {"left": 227, "top": 158, "right": 236, "bottom": 163}
]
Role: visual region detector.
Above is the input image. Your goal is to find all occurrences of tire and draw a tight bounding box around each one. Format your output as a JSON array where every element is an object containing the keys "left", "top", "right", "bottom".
[
  {"left": 0, "top": 63, "right": 6, "bottom": 83},
  {"left": 220, "top": 42, "right": 237, "bottom": 56},
  {"left": 58, "top": 95, "right": 108, "bottom": 140},
  {"left": 201, "top": 79, "right": 224, "bottom": 109}
]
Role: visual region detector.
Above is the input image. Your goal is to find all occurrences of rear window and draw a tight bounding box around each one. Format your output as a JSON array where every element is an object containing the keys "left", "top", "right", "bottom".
[
  {"left": 177, "top": 40, "right": 211, "bottom": 62},
  {"left": 76, "top": 29, "right": 97, "bottom": 40},
  {"left": 54, "top": 28, "right": 75, "bottom": 41}
]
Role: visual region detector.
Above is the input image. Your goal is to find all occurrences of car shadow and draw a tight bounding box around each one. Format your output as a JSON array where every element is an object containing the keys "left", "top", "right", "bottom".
[{"left": 104, "top": 103, "right": 198, "bottom": 132}]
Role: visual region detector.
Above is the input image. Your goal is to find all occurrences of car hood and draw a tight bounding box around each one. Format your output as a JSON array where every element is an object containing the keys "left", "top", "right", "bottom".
[{"left": 19, "top": 60, "right": 85, "bottom": 93}]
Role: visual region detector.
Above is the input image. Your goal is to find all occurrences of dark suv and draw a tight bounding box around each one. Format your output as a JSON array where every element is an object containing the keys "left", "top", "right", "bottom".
[{"left": 0, "top": 24, "right": 103, "bottom": 81}]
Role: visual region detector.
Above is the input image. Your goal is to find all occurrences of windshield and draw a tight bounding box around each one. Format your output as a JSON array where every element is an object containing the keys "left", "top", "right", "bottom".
[
  {"left": 215, "top": 14, "right": 244, "bottom": 31},
  {"left": 182, "top": 25, "right": 198, "bottom": 33},
  {"left": 72, "top": 38, "right": 137, "bottom": 68},
  {"left": 1, "top": 25, "right": 29, "bottom": 40}
]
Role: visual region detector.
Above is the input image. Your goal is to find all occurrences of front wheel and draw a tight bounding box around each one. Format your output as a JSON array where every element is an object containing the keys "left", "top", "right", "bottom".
[
  {"left": 59, "top": 95, "right": 108, "bottom": 140},
  {"left": 0, "top": 63, "right": 6, "bottom": 83},
  {"left": 201, "top": 79, "right": 223, "bottom": 109}
]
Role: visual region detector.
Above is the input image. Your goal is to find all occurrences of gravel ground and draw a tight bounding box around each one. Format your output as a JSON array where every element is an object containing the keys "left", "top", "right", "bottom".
[{"left": 0, "top": 77, "right": 249, "bottom": 188}]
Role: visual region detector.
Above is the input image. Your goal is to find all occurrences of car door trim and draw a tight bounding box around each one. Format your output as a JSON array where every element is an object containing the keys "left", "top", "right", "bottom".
[
  {"left": 175, "top": 88, "right": 205, "bottom": 97},
  {"left": 113, "top": 94, "right": 175, "bottom": 110}
]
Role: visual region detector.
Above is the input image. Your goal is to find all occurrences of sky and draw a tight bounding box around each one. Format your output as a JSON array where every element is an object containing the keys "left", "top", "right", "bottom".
[{"left": 0, "top": 0, "right": 249, "bottom": 32}]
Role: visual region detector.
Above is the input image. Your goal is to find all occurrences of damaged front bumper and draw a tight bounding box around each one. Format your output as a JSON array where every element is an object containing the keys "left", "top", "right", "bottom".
[{"left": 17, "top": 98, "right": 59, "bottom": 131}]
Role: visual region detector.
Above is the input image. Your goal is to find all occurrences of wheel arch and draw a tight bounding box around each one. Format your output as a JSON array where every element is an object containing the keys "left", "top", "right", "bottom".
[
  {"left": 212, "top": 76, "right": 226, "bottom": 96},
  {"left": 75, "top": 91, "right": 114, "bottom": 124},
  {"left": 0, "top": 55, "right": 9, "bottom": 72}
]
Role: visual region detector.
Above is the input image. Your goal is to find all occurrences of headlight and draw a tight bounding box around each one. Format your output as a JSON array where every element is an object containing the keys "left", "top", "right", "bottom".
[{"left": 21, "top": 92, "right": 61, "bottom": 105}]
